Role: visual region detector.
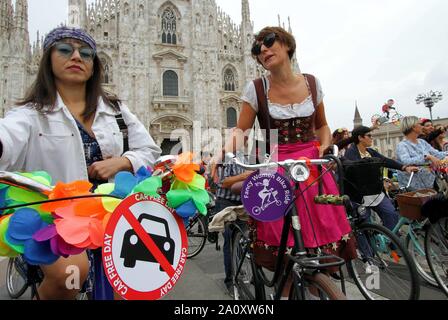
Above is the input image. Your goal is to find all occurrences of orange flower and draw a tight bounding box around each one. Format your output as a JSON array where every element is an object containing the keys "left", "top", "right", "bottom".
[
  {"left": 41, "top": 181, "right": 92, "bottom": 213},
  {"left": 172, "top": 153, "right": 200, "bottom": 184}
]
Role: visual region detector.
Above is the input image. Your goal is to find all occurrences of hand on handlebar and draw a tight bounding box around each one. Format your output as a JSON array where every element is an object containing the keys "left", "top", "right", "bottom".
[{"left": 405, "top": 166, "right": 419, "bottom": 173}]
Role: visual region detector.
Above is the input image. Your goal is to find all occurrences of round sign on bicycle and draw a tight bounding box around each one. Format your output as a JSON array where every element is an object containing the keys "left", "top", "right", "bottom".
[
  {"left": 102, "top": 194, "right": 188, "bottom": 300},
  {"left": 241, "top": 171, "right": 293, "bottom": 222}
]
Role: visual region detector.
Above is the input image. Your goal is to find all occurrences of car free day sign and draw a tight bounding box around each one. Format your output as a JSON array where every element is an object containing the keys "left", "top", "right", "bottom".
[{"left": 102, "top": 194, "right": 187, "bottom": 300}]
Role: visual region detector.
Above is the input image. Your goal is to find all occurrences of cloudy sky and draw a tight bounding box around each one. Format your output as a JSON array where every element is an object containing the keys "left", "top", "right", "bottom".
[{"left": 27, "top": 0, "right": 448, "bottom": 130}]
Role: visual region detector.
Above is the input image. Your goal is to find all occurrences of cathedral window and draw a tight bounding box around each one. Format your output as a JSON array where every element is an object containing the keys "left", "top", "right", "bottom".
[
  {"left": 124, "top": 3, "right": 130, "bottom": 15},
  {"left": 224, "top": 68, "right": 236, "bottom": 92},
  {"left": 226, "top": 108, "right": 237, "bottom": 128},
  {"left": 163, "top": 70, "right": 179, "bottom": 97},
  {"left": 139, "top": 5, "right": 144, "bottom": 18},
  {"left": 100, "top": 56, "right": 112, "bottom": 84},
  {"left": 161, "top": 8, "right": 177, "bottom": 45}
]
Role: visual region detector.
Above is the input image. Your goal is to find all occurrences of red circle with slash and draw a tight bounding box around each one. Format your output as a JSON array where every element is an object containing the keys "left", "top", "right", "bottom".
[{"left": 102, "top": 193, "right": 188, "bottom": 300}]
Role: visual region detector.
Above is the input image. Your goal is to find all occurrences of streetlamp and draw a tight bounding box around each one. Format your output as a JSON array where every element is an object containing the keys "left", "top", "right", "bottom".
[{"left": 416, "top": 90, "right": 443, "bottom": 120}]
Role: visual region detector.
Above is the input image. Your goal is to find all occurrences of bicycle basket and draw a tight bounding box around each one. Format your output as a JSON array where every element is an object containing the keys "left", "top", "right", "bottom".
[
  {"left": 342, "top": 157, "right": 385, "bottom": 202},
  {"left": 396, "top": 188, "right": 438, "bottom": 221}
]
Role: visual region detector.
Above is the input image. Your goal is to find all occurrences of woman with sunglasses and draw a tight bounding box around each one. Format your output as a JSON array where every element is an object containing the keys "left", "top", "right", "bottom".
[
  {"left": 344, "top": 126, "right": 417, "bottom": 231},
  {"left": 0, "top": 26, "right": 161, "bottom": 299},
  {"left": 219, "top": 26, "right": 356, "bottom": 297}
]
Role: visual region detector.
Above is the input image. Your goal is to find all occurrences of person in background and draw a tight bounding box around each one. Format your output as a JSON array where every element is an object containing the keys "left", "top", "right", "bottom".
[
  {"left": 213, "top": 152, "right": 249, "bottom": 294},
  {"left": 344, "top": 126, "right": 417, "bottom": 231},
  {"left": 430, "top": 124, "right": 448, "bottom": 152},
  {"left": 396, "top": 116, "right": 448, "bottom": 190},
  {"left": 0, "top": 26, "right": 161, "bottom": 300},
  {"left": 332, "top": 128, "right": 350, "bottom": 157},
  {"left": 418, "top": 118, "right": 447, "bottom": 145}
]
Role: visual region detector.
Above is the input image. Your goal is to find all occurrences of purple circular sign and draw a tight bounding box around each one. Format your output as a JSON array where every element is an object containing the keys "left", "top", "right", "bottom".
[{"left": 241, "top": 171, "right": 293, "bottom": 222}]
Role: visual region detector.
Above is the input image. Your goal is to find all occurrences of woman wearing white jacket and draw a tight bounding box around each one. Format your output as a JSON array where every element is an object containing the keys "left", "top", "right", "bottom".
[{"left": 0, "top": 26, "right": 161, "bottom": 299}]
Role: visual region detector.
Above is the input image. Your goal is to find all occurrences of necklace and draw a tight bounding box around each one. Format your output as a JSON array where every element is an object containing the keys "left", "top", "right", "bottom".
[{"left": 357, "top": 146, "right": 371, "bottom": 158}]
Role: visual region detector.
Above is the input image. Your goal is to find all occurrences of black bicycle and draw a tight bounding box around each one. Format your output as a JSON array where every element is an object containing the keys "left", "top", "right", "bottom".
[
  {"left": 228, "top": 150, "right": 347, "bottom": 301},
  {"left": 339, "top": 159, "right": 420, "bottom": 300},
  {"left": 186, "top": 195, "right": 222, "bottom": 259}
]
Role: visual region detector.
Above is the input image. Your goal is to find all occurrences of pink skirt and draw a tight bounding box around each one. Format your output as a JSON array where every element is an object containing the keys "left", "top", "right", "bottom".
[{"left": 255, "top": 141, "right": 352, "bottom": 248}]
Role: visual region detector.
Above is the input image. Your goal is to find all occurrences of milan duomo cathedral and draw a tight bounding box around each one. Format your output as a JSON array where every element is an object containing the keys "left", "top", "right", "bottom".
[{"left": 0, "top": 0, "right": 298, "bottom": 153}]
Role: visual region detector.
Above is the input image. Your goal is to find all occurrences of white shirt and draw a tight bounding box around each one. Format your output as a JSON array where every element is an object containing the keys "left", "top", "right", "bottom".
[
  {"left": 240, "top": 76, "right": 324, "bottom": 119},
  {"left": 0, "top": 94, "right": 161, "bottom": 184},
  {"left": 358, "top": 147, "right": 385, "bottom": 207}
]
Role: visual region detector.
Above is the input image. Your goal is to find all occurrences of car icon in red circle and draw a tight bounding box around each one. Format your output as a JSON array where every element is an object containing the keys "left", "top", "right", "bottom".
[{"left": 121, "top": 214, "right": 175, "bottom": 270}]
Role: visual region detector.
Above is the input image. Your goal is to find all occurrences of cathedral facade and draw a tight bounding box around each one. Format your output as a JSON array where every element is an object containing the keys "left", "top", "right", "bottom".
[{"left": 1, "top": 0, "right": 298, "bottom": 154}]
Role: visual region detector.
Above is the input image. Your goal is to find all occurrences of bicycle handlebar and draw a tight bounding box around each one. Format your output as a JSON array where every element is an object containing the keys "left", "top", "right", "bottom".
[
  {"left": 0, "top": 171, "right": 53, "bottom": 195},
  {"left": 226, "top": 145, "right": 338, "bottom": 171}
]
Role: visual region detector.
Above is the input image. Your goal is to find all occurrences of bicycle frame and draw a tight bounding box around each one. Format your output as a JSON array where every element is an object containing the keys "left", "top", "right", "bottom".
[
  {"left": 229, "top": 153, "right": 347, "bottom": 300},
  {"left": 392, "top": 216, "right": 427, "bottom": 256}
]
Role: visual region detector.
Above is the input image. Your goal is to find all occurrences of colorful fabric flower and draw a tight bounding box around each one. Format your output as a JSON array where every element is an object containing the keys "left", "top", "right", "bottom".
[
  {"left": 5, "top": 208, "right": 59, "bottom": 265},
  {"left": 33, "top": 224, "right": 84, "bottom": 258},
  {"left": 41, "top": 180, "right": 92, "bottom": 213},
  {"left": 172, "top": 153, "right": 200, "bottom": 184},
  {"left": 53, "top": 201, "right": 109, "bottom": 250}
]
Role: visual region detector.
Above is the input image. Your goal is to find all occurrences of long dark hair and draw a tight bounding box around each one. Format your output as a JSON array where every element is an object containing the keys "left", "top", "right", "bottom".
[{"left": 17, "top": 47, "right": 120, "bottom": 120}]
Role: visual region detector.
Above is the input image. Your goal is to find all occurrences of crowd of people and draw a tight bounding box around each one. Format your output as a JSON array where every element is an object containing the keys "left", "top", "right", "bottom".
[{"left": 0, "top": 24, "right": 447, "bottom": 300}]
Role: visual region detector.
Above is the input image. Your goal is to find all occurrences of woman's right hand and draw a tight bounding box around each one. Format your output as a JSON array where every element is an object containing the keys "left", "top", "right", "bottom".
[{"left": 427, "top": 155, "right": 442, "bottom": 168}]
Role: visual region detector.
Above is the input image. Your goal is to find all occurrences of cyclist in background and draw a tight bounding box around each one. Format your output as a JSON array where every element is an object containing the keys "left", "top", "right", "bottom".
[
  {"left": 396, "top": 116, "right": 448, "bottom": 190},
  {"left": 343, "top": 126, "right": 418, "bottom": 231},
  {"left": 382, "top": 99, "right": 396, "bottom": 119},
  {"left": 0, "top": 26, "right": 161, "bottom": 299}
]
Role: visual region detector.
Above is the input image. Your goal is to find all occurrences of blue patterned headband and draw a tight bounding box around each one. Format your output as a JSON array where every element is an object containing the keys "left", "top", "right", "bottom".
[{"left": 43, "top": 26, "right": 97, "bottom": 53}]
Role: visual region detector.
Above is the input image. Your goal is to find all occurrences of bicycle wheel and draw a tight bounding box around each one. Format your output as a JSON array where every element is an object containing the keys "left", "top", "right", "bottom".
[
  {"left": 425, "top": 217, "right": 448, "bottom": 296},
  {"left": 406, "top": 227, "right": 438, "bottom": 286},
  {"left": 6, "top": 256, "right": 29, "bottom": 299},
  {"left": 231, "top": 226, "right": 264, "bottom": 300},
  {"left": 347, "top": 222, "right": 420, "bottom": 300},
  {"left": 289, "top": 272, "right": 346, "bottom": 300},
  {"left": 391, "top": 113, "right": 403, "bottom": 126},
  {"left": 186, "top": 214, "right": 207, "bottom": 259}
]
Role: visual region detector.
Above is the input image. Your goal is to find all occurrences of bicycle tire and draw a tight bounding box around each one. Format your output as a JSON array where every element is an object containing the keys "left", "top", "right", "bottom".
[
  {"left": 425, "top": 217, "right": 448, "bottom": 296},
  {"left": 6, "top": 257, "right": 29, "bottom": 299},
  {"left": 231, "top": 226, "right": 265, "bottom": 300},
  {"left": 405, "top": 230, "right": 438, "bottom": 286},
  {"left": 186, "top": 215, "right": 207, "bottom": 259},
  {"left": 289, "top": 272, "right": 347, "bottom": 300},
  {"left": 347, "top": 222, "right": 420, "bottom": 300}
]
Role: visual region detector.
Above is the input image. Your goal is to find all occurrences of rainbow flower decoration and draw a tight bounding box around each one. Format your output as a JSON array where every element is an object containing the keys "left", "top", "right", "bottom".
[{"left": 0, "top": 154, "right": 210, "bottom": 265}]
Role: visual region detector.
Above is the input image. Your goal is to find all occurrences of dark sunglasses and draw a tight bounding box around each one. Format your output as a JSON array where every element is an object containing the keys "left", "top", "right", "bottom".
[
  {"left": 364, "top": 134, "right": 373, "bottom": 138},
  {"left": 251, "top": 33, "right": 277, "bottom": 56},
  {"left": 53, "top": 42, "right": 96, "bottom": 62}
]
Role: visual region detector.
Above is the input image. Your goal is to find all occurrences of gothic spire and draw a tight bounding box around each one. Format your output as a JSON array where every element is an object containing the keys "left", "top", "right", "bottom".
[
  {"left": 68, "top": 0, "right": 87, "bottom": 28},
  {"left": 0, "top": 0, "right": 13, "bottom": 35},
  {"left": 242, "top": 0, "right": 250, "bottom": 24},
  {"left": 13, "top": 0, "right": 28, "bottom": 32},
  {"left": 354, "top": 102, "right": 363, "bottom": 128}
]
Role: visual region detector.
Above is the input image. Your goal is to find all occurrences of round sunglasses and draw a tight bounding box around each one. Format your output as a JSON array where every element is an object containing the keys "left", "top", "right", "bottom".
[
  {"left": 251, "top": 32, "right": 277, "bottom": 56},
  {"left": 53, "top": 42, "right": 96, "bottom": 62}
]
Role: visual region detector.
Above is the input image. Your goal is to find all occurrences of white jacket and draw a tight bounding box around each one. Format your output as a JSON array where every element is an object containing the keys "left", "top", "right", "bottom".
[{"left": 0, "top": 94, "right": 161, "bottom": 184}]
